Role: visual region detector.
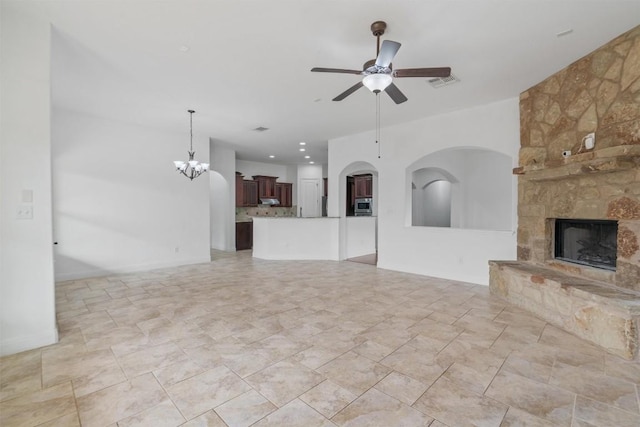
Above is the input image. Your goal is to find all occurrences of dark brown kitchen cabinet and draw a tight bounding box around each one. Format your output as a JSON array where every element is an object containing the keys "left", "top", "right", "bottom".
[
  {"left": 243, "top": 180, "right": 258, "bottom": 206},
  {"left": 275, "top": 182, "right": 292, "bottom": 207},
  {"left": 354, "top": 174, "right": 373, "bottom": 198},
  {"left": 236, "top": 173, "right": 258, "bottom": 207},
  {"left": 235, "top": 173, "right": 245, "bottom": 207},
  {"left": 252, "top": 175, "right": 278, "bottom": 199},
  {"left": 236, "top": 222, "right": 252, "bottom": 250}
]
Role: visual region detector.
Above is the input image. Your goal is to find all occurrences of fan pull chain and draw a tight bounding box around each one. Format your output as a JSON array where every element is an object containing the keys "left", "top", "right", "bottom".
[{"left": 376, "top": 93, "right": 381, "bottom": 159}]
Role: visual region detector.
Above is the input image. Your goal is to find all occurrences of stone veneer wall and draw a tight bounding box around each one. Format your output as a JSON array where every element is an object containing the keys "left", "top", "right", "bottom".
[{"left": 517, "top": 25, "right": 640, "bottom": 291}]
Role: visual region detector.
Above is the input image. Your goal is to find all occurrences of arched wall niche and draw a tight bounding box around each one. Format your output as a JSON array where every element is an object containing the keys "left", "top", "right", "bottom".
[{"left": 407, "top": 147, "right": 512, "bottom": 231}]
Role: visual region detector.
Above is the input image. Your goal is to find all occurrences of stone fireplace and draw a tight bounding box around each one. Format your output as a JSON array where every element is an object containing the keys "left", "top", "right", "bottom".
[{"left": 490, "top": 25, "right": 640, "bottom": 360}]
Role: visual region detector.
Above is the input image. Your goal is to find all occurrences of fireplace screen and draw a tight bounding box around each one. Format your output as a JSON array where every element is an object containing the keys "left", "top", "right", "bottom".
[{"left": 554, "top": 219, "right": 617, "bottom": 270}]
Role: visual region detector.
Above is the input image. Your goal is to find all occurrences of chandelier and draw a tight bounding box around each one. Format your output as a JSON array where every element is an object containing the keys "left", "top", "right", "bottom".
[{"left": 173, "top": 109, "right": 209, "bottom": 180}]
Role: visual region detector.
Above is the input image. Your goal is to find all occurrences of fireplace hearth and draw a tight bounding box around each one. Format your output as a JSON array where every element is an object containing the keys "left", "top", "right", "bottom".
[{"left": 554, "top": 219, "right": 617, "bottom": 271}]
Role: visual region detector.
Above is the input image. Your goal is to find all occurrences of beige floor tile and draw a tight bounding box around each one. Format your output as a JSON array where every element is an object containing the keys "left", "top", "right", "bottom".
[
  {"left": 180, "top": 410, "right": 227, "bottom": 427},
  {"left": 413, "top": 376, "right": 508, "bottom": 427},
  {"left": 6, "top": 253, "right": 639, "bottom": 426},
  {"left": 42, "top": 347, "right": 126, "bottom": 397},
  {"left": 374, "top": 371, "right": 429, "bottom": 406},
  {"left": 332, "top": 388, "right": 433, "bottom": 426},
  {"left": 246, "top": 359, "right": 325, "bottom": 407},
  {"left": 350, "top": 339, "right": 395, "bottom": 362},
  {"left": 501, "top": 352, "right": 554, "bottom": 384},
  {"left": 117, "top": 399, "right": 185, "bottom": 427},
  {"left": 300, "top": 380, "right": 358, "bottom": 418},
  {"left": 0, "top": 348, "right": 42, "bottom": 402},
  {"left": 289, "top": 346, "right": 345, "bottom": 370},
  {"left": 0, "top": 382, "right": 76, "bottom": 427},
  {"left": 116, "top": 342, "right": 189, "bottom": 378},
  {"left": 604, "top": 353, "right": 640, "bottom": 385},
  {"left": 36, "top": 412, "right": 81, "bottom": 426},
  {"left": 152, "top": 359, "right": 206, "bottom": 387},
  {"left": 214, "top": 389, "right": 276, "bottom": 427},
  {"left": 166, "top": 365, "right": 251, "bottom": 420},
  {"left": 252, "top": 399, "right": 335, "bottom": 427},
  {"left": 380, "top": 345, "right": 448, "bottom": 386},
  {"left": 76, "top": 373, "right": 168, "bottom": 426},
  {"left": 549, "top": 361, "right": 638, "bottom": 413},
  {"left": 573, "top": 395, "right": 640, "bottom": 427},
  {"left": 485, "top": 370, "right": 575, "bottom": 426},
  {"left": 318, "top": 351, "right": 391, "bottom": 396},
  {"left": 499, "top": 407, "right": 558, "bottom": 427},
  {"left": 83, "top": 326, "right": 147, "bottom": 352}
]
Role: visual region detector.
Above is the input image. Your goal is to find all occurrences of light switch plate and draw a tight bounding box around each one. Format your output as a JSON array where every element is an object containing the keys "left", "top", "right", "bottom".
[{"left": 17, "top": 205, "right": 33, "bottom": 220}]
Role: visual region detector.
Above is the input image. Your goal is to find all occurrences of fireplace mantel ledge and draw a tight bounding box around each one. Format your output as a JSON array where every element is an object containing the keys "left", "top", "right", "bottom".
[{"left": 513, "top": 145, "right": 640, "bottom": 182}]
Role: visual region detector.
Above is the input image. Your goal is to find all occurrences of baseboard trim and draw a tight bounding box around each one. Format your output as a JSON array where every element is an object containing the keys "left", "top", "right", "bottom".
[{"left": 54, "top": 257, "right": 212, "bottom": 282}]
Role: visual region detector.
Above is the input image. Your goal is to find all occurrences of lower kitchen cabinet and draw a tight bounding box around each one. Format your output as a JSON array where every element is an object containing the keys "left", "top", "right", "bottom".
[{"left": 236, "top": 221, "right": 253, "bottom": 250}]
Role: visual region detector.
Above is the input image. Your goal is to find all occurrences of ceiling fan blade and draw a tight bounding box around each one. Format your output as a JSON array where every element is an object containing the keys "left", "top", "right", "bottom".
[
  {"left": 311, "top": 67, "right": 363, "bottom": 75},
  {"left": 333, "top": 81, "right": 364, "bottom": 101},
  {"left": 375, "top": 40, "right": 401, "bottom": 68},
  {"left": 384, "top": 82, "right": 408, "bottom": 104},
  {"left": 394, "top": 67, "right": 451, "bottom": 78}
]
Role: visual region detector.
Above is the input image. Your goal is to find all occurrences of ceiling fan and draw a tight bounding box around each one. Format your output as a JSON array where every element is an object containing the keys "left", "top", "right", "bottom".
[{"left": 311, "top": 21, "right": 451, "bottom": 104}]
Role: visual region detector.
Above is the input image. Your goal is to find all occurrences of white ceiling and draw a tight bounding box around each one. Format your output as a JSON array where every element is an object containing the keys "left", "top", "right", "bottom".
[{"left": 21, "top": 0, "right": 640, "bottom": 165}]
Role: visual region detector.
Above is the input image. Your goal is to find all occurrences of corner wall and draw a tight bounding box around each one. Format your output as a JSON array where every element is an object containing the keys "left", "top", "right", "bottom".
[
  {"left": 0, "top": 4, "right": 57, "bottom": 355},
  {"left": 52, "top": 109, "right": 211, "bottom": 280},
  {"left": 328, "top": 98, "right": 520, "bottom": 285}
]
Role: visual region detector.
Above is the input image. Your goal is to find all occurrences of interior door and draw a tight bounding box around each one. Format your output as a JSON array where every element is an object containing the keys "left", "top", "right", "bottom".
[{"left": 301, "top": 179, "right": 319, "bottom": 217}]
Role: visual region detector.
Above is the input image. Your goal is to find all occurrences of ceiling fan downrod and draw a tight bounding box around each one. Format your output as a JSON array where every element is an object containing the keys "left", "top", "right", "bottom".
[{"left": 370, "top": 21, "right": 386, "bottom": 57}]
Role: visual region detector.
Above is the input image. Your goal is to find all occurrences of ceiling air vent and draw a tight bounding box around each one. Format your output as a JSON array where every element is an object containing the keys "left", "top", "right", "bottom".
[
  {"left": 427, "top": 74, "right": 460, "bottom": 88},
  {"left": 253, "top": 126, "right": 269, "bottom": 132}
]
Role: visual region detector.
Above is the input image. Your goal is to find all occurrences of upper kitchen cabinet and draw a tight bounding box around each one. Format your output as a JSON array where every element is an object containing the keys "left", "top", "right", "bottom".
[
  {"left": 354, "top": 174, "right": 373, "bottom": 198},
  {"left": 243, "top": 180, "right": 258, "bottom": 206},
  {"left": 275, "top": 182, "right": 292, "bottom": 207},
  {"left": 236, "top": 173, "right": 258, "bottom": 207},
  {"left": 252, "top": 175, "right": 278, "bottom": 199}
]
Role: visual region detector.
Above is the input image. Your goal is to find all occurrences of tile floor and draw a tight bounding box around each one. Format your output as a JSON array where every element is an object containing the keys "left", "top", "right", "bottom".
[{"left": 1, "top": 250, "right": 639, "bottom": 426}]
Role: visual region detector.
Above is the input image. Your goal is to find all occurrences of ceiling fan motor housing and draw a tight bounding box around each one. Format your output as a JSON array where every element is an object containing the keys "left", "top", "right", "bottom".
[{"left": 363, "top": 59, "right": 391, "bottom": 75}]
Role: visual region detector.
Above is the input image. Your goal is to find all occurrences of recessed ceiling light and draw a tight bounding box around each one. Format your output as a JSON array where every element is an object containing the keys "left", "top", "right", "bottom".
[
  {"left": 556, "top": 29, "right": 573, "bottom": 37},
  {"left": 299, "top": 142, "right": 306, "bottom": 145},
  {"left": 299, "top": 148, "right": 306, "bottom": 152},
  {"left": 179, "top": 45, "right": 190, "bottom": 52},
  {"left": 269, "top": 155, "right": 275, "bottom": 158},
  {"left": 304, "top": 155, "right": 310, "bottom": 159},
  {"left": 309, "top": 161, "right": 315, "bottom": 164}
]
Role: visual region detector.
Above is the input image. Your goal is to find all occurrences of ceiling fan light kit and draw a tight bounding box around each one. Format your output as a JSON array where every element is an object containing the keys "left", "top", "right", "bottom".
[
  {"left": 363, "top": 73, "right": 392, "bottom": 92},
  {"left": 311, "top": 20, "right": 451, "bottom": 104}
]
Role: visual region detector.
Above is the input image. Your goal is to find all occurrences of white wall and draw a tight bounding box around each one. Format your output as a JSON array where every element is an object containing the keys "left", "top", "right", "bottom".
[
  {"left": 345, "top": 217, "right": 377, "bottom": 258},
  {"left": 52, "top": 109, "right": 211, "bottom": 280},
  {"left": 0, "top": 4, "right": 58, "bottom": 355},
  {"left": 210, "top": 142, "right": 236, "bottom": 251},
  {"left": 328, "top": 98, "right": 519, "bottom": 285},
  {"left": 236, "top": 159, "right": 294, "bottom": 183}
]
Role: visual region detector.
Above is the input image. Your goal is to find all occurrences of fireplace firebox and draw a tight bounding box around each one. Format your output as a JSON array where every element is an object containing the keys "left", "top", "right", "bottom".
[{"left": 554, "top": 219, "right": 618, "bottom": 271}]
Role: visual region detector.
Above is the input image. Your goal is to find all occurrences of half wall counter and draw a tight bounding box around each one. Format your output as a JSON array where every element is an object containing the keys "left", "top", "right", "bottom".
[{"left": 252, "top": 217, "right": 340, "bottom": 260}]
